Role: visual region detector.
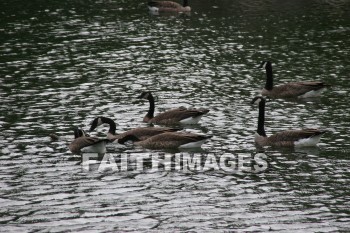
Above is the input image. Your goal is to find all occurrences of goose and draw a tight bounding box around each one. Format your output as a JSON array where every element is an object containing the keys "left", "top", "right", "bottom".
[
  {"left": 148, "top": 0, "right": 191, "bottom": 13},
  {"left": 69, "top": 128, "right": 109, "bottom": 154},
  {"left": 251, "top": 96, "right": 326, "bottom": 147},
  {"left": 259, "top": 61, "right": 329, "bottom": 98},
  {"left": 117, "top": 132, "right": 212, "bottom": 149},
  {"left": 137, "top": 91, "right": 209, "bottom": 125},
  {"left": 89, "top": 116, "right": 182, "bottom": 142}
]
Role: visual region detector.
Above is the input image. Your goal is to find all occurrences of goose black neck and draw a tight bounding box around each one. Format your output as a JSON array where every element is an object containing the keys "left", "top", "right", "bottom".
[
  {"left": 183, "top": 0, "right": 189, "bottom": 7},
  {"left": 264, "top": 62, "right": 273, "bottom": 91},
  {"left": 101, "top": 117, "right": 117, "bottom": 135},
  {"left": 118, "top": 134, "right": 140, "bottom": 144},
  {"left": 147, "top": 93, "right": 155, "bottom": 119},
  {"left": 257, "top": 100, "right": 267, "bottom": 137}
]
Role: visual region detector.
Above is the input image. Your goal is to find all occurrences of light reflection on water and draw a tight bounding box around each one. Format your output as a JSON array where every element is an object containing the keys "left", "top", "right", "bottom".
[{"left": 0, "top": 0, "right": 350, "bottom": 231}]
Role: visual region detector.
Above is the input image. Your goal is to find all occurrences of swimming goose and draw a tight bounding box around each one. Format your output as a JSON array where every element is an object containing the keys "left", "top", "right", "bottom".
[
  {"left": 251, "top": 96, "right": 326, "bottom": 147},
  {"left": 259, "top": 61, "right": 329, "bottom": 98},
  {"left": 148, "top": 0, "right": 191, "bottom": 13},
  {"left": 137, "top": 91, "right": 209, "bottom": 125},
  {"left": 117, "top": 132, "right": 212, "bottom": 149},
  {"left": 49, "top": 133, "right": 60, "bottom": 141},
  {"left": 69, "top": 128, "right": 109, "bottom": 154},
  {"left": 89, "top": 116, "right": 182, "bottom": 142}
]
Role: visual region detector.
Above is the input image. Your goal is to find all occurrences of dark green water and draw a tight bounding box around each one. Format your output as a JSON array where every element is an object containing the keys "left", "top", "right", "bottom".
[{"left": 1, "top": 0, "right": 349, "bottom": 232}]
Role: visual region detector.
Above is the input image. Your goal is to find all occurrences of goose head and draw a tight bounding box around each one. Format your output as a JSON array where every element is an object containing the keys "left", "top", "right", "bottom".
[{"left": 137, "top": 91, "right": 152, "bottom": 100}]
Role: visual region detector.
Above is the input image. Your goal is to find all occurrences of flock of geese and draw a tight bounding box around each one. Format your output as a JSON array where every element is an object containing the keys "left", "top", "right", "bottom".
[{"left": 67, "top": 60, "right": 330, "bottom": 154}]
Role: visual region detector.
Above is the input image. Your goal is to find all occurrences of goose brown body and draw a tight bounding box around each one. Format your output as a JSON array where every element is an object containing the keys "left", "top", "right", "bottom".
[
  {"left": 145, "top": 107, "right": 209, "bottom": 124},
  {"left": 108, "top": 126, "right": 180, "bottom": 141},
  {"left": 255, "top": 128, "right": 326, "bottom": 147}
]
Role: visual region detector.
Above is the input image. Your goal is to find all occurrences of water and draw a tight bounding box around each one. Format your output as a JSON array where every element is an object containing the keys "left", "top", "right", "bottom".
[{"left": 1, "top": 0, "right": 350, "bottom": 231}]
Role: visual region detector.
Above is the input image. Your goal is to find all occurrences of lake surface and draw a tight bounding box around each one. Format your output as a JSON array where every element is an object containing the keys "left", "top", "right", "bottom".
[{"left": 1, "top": 0, "right": 350, "bottom": 232}]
